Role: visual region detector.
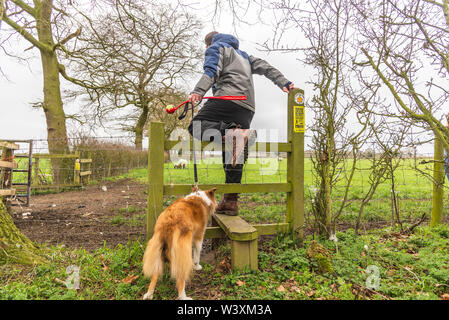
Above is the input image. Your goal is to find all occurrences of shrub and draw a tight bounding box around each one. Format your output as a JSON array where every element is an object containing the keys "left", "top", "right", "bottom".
[{"left": 70, "top": 136, "right": 147, "bottom": 181}]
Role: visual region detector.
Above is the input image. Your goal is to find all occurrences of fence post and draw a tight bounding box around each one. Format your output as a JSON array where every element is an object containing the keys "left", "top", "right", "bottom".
[
  {"left": 87, "top": 151, "right": 92, "bottom": 185},
  {"left": 147, "top": 122, "right": 165, "bottom": 239},
  {"left": 1, "top": 146, "right": 13, "bottom": 190},
  {"left": 74, "top": 159, "right": 80, "bottom": 185},
  {"left": 33, "top": 158, "right": 39, "bottom": 186},
  {"left": 286, "top": 88, "right": 305, "bottom": 240},
  {"left": 431, "top": 135, "right": 445, "bottom": 227}
]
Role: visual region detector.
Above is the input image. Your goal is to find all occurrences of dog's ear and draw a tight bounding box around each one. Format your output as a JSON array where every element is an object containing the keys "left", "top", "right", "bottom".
[
  {"left": 207, "top": 187, "right": 217, "bottom": 195},
  {"left": 191, "top": 185, "right": 199, "bottom": 192}
]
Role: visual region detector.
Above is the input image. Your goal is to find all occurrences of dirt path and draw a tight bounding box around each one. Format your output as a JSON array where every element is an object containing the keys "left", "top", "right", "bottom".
[
  {"left": 12, "top": 179, "right": 148, "bottom": 251},
  {"left": 11, "top": 179, "right": 443, "bottom": 252}
]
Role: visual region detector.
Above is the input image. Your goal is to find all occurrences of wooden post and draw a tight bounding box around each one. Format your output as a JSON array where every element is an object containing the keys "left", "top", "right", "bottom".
[
  {"left": 26, "top": 140, "right": 33, "bottom": 206},
  {"left": 1, "top": 146, "right": 13, "bottom": 190},
  {"left": 213, "top": 214, "right": 258, "bottom": 271},
  {"left": 74, "top": 159, "right": 80, "bottom": 186},
  {"left": 87, "top": 151, "right": 92, "bottom": 185},
  {"left": 286, "top": 88, "right": 305, "bottom": 240},
  {"left": 431, "top": 135, "right": 445, "bottom": 227},
  {"left": 108, "top": 159, "right": 112, "bottom": 177},
  {"left": 147, "top": 122, "right": 165, "bottom": 239},
  {"left": 33, "top": 158, "right": 40, "bottom": 186}
]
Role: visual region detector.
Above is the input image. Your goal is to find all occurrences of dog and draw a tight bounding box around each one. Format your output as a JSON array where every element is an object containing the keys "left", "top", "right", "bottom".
[{"left": 142, "top": 186, "right": 217, "bottom": 300}]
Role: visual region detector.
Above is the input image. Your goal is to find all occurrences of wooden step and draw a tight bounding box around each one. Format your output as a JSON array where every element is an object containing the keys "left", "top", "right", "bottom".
[
  {"left": 213, "top": 213, "right": 258, "bottom": 271},
  {"left": 213, "top": 213, "right": 258, "bottom": 241}
]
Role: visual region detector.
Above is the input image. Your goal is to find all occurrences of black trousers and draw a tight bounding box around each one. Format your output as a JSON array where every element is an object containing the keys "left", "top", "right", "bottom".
[{"left": 188, "top": 100, "right": 254, "bottom": 184}]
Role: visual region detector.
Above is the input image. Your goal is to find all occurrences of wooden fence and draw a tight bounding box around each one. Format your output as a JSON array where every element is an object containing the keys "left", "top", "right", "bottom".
[
  {"left": 431, "top": 135, "right": 446, "bottom": 227},
  {"left": 29, "top": 152, "right": 92, "bottom": 189},
  {"left": 146, "top": 88, "right": 305, "bottom": 271},
  {"left": 0, "top": 141, "right": 19, "bottom": 198},
  {"left": 7, "top": 151, "right": 92, "bottom": 194}
]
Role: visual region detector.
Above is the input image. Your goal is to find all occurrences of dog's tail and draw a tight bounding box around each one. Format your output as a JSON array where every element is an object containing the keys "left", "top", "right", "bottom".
[
  {"left": 169, "top": 228, "right": 193, "bottom": 283},
  {"left": 142, "top": 233, "right": 164, "bottom": 279}
]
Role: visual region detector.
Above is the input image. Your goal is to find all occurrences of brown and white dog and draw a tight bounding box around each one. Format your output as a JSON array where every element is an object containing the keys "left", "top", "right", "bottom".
[{"left": 142, "top": 186, "right": 217, "bottom": 300}]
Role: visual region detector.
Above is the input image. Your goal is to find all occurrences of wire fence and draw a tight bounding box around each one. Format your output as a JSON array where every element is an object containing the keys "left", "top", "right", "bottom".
[{"left": 2, "top": 136, "right": 448, "bottom": 249}]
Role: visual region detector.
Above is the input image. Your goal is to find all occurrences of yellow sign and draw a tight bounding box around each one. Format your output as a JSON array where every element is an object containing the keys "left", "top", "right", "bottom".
[{"left": 293, "top": 105, "right": 305, "bottom": 133}]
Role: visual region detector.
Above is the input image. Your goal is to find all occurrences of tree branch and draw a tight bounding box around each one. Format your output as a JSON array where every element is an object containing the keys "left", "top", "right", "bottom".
[
  {"left": 10, "top": 0, "right": 36, "bottom": 17},
  {"left": 2, "top": 13, "right": 51, "bottom": 52}
]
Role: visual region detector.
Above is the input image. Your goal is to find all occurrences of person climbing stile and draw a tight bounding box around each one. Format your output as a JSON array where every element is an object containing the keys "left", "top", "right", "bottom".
[{"left": 188, "top": 31, "right": 295, "bottom": 216}]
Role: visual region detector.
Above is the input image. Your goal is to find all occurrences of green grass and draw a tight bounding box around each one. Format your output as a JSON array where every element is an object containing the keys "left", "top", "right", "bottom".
[
  {"left": 110, "top": 157, "right": 436, "bottom": 198},
  {"left": 108, "top": 157, "right": 447, "bottom": 225},
  {"left": 1, "top": 225, "right": 449, "bottom": 300},
  {"left": 109, "top": 213, "right": 145, "bottom": 227},
  {"left": 2, "top": 155, "right": 447, "bottom": 300}
]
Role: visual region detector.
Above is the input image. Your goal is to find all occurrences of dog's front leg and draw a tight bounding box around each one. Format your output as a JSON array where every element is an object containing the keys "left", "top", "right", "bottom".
[{"left": 193, "top": 240, "right": 203, "bottom": 271}]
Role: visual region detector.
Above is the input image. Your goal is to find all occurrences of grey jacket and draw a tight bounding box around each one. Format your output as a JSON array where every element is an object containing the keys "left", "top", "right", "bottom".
[{"left": 192, "top": 33, "right": 291, "bottom": 112}]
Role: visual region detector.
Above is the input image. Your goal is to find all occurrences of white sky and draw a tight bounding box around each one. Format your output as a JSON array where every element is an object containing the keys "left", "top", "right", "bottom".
[
  {"left": 0, "top": 0, "right": 437, "bottom": 155},
  {"left": 0, "top": 1, "right": 308, "bottom": 144}
]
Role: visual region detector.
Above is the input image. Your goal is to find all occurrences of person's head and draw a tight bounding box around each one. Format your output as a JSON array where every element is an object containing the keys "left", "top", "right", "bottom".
[{"left": 204, "top": 31, "right": 219, "bottom": 48}]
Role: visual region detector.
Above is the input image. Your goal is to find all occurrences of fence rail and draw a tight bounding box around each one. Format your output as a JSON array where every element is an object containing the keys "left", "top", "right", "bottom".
[
  {"left": 11, "top": 152, "right": 92, "bottom": 191},
  {"left": 0, "top": 140, "right": 19, "bottom": 199}
]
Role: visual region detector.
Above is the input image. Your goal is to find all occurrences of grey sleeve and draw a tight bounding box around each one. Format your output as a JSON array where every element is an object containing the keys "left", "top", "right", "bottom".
[
  {"left": 249, "top": 55, "right": 290, "bottom": 89},
  {"left": 191, "top": 47, "right": 225, "bottom": 96},
  {"left": 191, "top": 74, "right": 215, "bottom": 96}
]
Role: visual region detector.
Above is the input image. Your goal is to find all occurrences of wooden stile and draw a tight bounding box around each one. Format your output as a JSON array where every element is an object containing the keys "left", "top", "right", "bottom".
[{"left": 146, "top": 89, "right": 305, "bottom": 271}]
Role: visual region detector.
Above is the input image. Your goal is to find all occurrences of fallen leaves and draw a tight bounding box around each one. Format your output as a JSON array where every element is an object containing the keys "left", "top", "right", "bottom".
[
  {"left": 54, "top": 277, "right": 66, "bottom": 286},
  {"left": 306, "top": 289, "right": 315, "bottom": 297},
  {"left": 291, "top": 286, "right": 302, "bottom": 294},
  {"left": 236, "top": 280, "right": 245, "bottom": 287},
  {"left": 276, "top": 285, "right": 286, "bottom": 292},
  {"left": 217, "top": 258, "right": 231, "bottom": 273},
  {"left": 121, "top": 274, "right": 139, "bottom": 284}
]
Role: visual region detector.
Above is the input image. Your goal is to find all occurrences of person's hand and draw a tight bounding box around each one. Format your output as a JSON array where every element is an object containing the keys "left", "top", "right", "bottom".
[
  {"left": 188, "top": 93, "right": 203, "bottom": 105},
  {"left": 283, "top": 82, "right": 295, "bottom": 93}
]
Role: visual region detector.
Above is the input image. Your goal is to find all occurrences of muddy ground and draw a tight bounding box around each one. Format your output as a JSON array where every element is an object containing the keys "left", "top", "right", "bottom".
[
  {"left": 11, "top": 180, "right": 148, "bottom": 251},
  {"left": 10, "top": 179, "right": 440, "bottom": 253}
]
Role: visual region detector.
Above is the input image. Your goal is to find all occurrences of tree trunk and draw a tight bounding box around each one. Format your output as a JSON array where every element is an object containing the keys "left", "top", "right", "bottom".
[
  {"left": 134, "top": 102, "right": 149, "bottom": 150},
  {"left": 0, "top": 198, "right": 43, "bottom": 265},
  {"left": 36, "top": 0, "right": 71, "bottom": 185},
  {"left": 323, "top": 160, "right": 332, "bottom": 236},
  {"left": 134, "top": 127, "right": 143, "bottom": 151}
]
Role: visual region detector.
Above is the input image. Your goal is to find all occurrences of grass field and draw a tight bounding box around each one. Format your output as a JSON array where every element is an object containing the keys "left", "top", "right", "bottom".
[
  {"left": 2, "top": 155, "right": 448, "bottom": 300},
  {"left": 110, "top": 157, "right": 447, "bottom": 226},
  {"left": 1, "top": 225, "right": 449, "bottom": 300},
  {"left": 11, "top": 155, "right": 448, "bottom": 227}
]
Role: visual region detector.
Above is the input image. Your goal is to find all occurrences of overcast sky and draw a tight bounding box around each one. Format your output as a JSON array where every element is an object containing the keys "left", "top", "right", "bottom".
[
  {"left": 0, "top": 1, "right": 313, "bottom": 147},
  {"left": 0, "top": 1, "right": 436, "bottom": 155}
]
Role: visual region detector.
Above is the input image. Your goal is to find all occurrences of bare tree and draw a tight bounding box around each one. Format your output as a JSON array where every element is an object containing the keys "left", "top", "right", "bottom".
[
  {"left": 63, "top": 0, "right": 202, "bottom": 149},
  {"left": 0, "top": 0, "right": 88, "bottom": 183},
  {"left": 352, "top": 0, "right": 449, "bottom": 151},
  {"left": 262, "top": 0, "right": 380, "bottom": 237}
]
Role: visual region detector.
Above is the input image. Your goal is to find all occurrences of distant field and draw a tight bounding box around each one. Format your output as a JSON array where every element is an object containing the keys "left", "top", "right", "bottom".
[
  {"left": 12, "top": 155, "right": 447, "bottom": 225},
  {"left": 109, "top": 157, "right": 447, "bottom": 226}
]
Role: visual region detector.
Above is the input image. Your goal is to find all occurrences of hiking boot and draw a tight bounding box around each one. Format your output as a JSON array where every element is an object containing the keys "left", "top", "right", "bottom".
[{"left": 215, "top": 193, "right": 239, "bottom": 216}]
